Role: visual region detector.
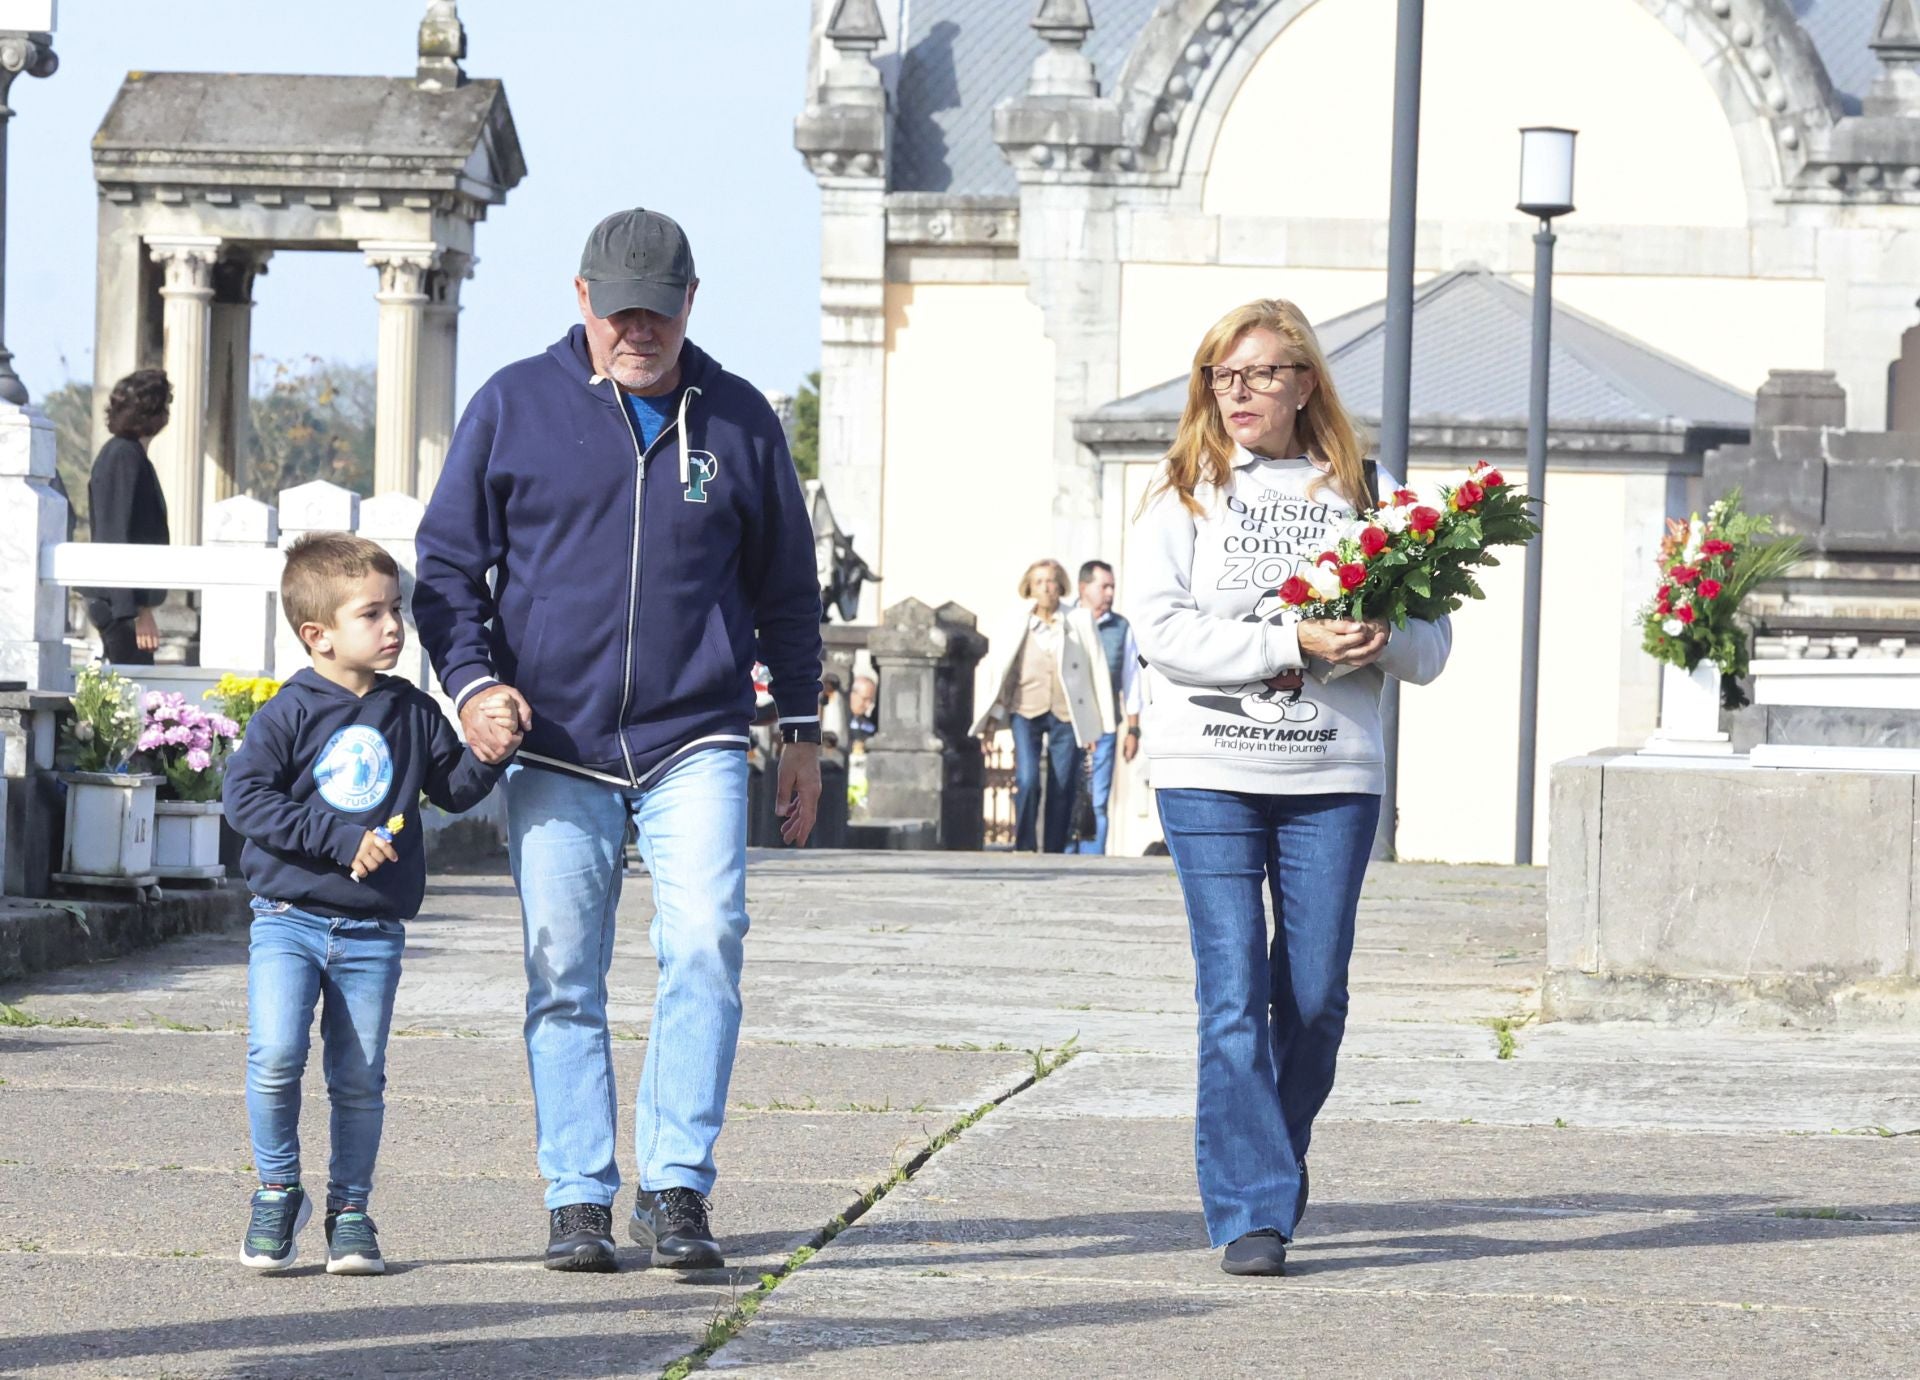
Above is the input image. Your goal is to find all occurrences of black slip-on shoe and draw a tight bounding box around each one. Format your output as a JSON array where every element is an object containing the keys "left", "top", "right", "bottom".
[
  {"left": 545, "top": 1203, "right": 618, "bottom": 1272},
  {"left": 1222, "top": 1229, "right": 1288, "bottom": 1277},
  {"left": 629, "top": 1187, "right": 724, "bottom": 1269}
]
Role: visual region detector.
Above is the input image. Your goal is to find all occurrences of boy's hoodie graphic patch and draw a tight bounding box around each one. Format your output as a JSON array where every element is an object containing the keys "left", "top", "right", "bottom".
[{"left": 313, "top": 725, "right": 394, "bottom": 813}]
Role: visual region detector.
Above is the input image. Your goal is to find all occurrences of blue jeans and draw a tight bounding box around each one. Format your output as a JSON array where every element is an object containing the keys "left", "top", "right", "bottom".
[
  {"left": 245, "top": 900, "right": 405, "bottom": 1213},
  {"left": 1011, "top": 711, "right": 1083, "bottom": 853},
  {"left": 1068, "top": 732, "right": 1118, "bottom": 855},
  {"left": 1155, "top": 788, "right": 1380, "bottom": 1247},
  {"left": 504, "top": 748, "right": 749, "bottom": 1210}
]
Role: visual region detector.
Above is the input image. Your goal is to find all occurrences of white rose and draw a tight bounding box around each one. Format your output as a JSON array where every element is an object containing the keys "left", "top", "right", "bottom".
[
  {"left": 1662, "top": 618, "right": 1684, "bottom": 637},
  {"left": 1305, "top": 563, "right": 1344, "bottom": 600},
  {"left": 1339, "top": 517, "right": 1371, "bottom": 544},
  {"left": 1380, "top": 504, "right": 1412, "bottom": 534}
]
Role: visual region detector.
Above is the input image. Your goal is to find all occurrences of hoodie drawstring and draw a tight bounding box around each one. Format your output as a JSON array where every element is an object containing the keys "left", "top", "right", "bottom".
[{"left": 677, "top": 385, "right": 703, "bottom": 490}]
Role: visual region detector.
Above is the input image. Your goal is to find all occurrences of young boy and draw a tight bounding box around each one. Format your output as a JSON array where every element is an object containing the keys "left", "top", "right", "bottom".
[{"left": 223, "top": 532, "right": 518, "bottom": 1274}]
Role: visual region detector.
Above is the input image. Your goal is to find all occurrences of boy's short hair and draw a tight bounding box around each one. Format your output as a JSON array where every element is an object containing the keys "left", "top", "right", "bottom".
[{"left": 281, "top": 532, "right": 399, "bottom": 633}]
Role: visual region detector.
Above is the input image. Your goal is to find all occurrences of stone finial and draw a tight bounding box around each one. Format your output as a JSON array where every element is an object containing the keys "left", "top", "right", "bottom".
[
  {"left": 826, "top": 0, "right": 886, "bottom": 53},
  {"left": 417, "top": 0, "right": 467, "bottom": 91},
  {"left": 1868, "top": 0, "right": 1920, "bottom": 114},
  {"left": 1029, "top": 0, "right": 1097, "bottom": 98}
]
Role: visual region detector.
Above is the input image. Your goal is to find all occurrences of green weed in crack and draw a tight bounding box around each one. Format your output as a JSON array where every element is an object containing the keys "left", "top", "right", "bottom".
[{"left": 657, "top": 1035, "right": 1082, "bottom": 1378}]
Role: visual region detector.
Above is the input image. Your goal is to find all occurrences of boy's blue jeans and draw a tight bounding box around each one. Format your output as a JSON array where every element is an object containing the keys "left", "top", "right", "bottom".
[
  {"left": 503, "top": 748, "right": 749, "bottom": 1210},
  {"left": 1155, "top": 787, "right": 1379, "bottom": 1247},
  {"left": 245, "top": 899, "right": 405, "bottom": 1212}
]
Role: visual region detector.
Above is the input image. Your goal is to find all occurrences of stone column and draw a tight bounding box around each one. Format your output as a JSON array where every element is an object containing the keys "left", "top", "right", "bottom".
[
  {"left": 416, "top": 250, "right": 470, "bottom": 502},
  {"left": 207, "top": 249, "right": 268, "bottom": 505},
  {"left": 146, "top": 236, "right": 220, "bottom": 547},
  {"left": 861, "top": 598, "right": 988, "bottom": 849},
  {"left": 362, "top": 242, "right": 440, "bottom": 497},
  {"left": 0, "top": 403, "right": 67, "bottom": 690},
  {"left": 796, "top": 0, "right": 889, "bottom": 620}
]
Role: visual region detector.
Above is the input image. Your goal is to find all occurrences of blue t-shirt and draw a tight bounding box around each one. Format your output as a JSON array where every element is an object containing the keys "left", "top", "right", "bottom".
[{"left": 623, "top": 388, "right": 681, "bottom": 450}]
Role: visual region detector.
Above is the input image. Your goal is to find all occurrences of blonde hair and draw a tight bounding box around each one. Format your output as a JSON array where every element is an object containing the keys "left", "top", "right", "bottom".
[
  {"left": 1143, "top": 299, "right": 1371, "bottom": 517},
  {"left": 281, "top": 531, "right": 399, "bottom": 632},
  {"left": 1018, "top": 559, "right": 1070, "bottom": 601}
]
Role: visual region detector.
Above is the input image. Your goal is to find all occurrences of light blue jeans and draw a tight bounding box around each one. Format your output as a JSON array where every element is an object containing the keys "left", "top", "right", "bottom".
[
  {"left": 245, "top": 900, "right": 405, "bottom": 1213},
  {"left": 504, "top": 748, "right": 750, "bottom": 1210},
  {"left": 1067, "top": 732, "right": 1118, "bottom": 855},
  {"left": 1156, "top": 788, "right": 1380, "bottom": 1247}
]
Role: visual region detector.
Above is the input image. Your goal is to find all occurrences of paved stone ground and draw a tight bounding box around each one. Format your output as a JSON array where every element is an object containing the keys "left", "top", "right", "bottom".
[{"left": 3, "top": 853, "right": 1918, "bottom": 1378}]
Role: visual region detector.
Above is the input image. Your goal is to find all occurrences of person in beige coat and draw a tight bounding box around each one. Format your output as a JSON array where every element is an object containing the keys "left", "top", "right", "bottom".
[{"left": 974, "top": 559, "right": 1116, "bottom": 852}]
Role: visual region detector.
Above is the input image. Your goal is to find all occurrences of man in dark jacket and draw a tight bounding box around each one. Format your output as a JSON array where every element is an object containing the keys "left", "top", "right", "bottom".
[{"left": 413, "top": 209, "right": 823, "bottom": 1274}]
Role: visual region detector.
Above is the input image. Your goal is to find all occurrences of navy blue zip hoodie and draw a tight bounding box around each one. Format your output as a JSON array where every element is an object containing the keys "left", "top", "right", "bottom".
[
  {"left": 412, "top": 329, "right": 823, "bottom": 786},
  {"left": 222, "top": 669, "right": 504, "bottom": 921}
]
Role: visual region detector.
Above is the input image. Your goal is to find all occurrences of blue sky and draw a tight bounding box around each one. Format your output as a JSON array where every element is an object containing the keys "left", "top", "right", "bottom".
[{"left": 9, "top": 0, "right": 822, "bottom": 406}]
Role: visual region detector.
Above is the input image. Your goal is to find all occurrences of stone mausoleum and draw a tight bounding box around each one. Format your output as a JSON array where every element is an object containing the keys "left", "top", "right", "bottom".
[
  {"left": 798, "top": 0, "right": 1920, "bottom": 863},
  {"left": 87, "top": 1, "right": 523, "bottom": 543}
]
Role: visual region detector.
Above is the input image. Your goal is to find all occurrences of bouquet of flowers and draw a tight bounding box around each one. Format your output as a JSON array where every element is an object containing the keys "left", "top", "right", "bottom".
[
  {"left": 1275, "top": 461, "right": 1541, "bottom": 678},
  {"left": 1637, "top": 490, "right": 1801, "bottom": 708},
  {"left": 202, "top": 673, "right": 279, "bottom": 741},
  {"left": 138, "top": 692, "right": 241, "bottom": 802},
  {"left": 64, "top": 664, "right": 144, "bottom": 773}
]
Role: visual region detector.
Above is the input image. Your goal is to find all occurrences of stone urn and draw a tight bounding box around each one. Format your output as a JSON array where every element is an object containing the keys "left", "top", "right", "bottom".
[
  {"left": 153, "top": 799, "right": 227, "bottom": 880},
  {"left": 57, "top": 771, "right": 163, "bottom": 883}
]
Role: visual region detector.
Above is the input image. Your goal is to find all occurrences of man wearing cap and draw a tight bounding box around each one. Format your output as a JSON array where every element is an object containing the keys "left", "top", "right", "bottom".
[{"left": 414, "top": 210, "right": 824, "bottom": 1273}]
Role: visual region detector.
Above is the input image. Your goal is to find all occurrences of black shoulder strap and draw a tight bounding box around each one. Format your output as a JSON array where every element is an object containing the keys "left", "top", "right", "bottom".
[{"left": 1361, "top": 459, "right": 1379, "bottom": 511}]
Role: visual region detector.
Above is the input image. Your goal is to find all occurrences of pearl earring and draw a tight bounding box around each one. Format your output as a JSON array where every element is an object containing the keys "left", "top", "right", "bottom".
[{"left": 1296, "top": 402, "right": 1305, "bottom": 412}]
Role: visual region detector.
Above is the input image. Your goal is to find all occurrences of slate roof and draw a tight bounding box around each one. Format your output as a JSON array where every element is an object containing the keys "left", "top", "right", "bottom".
[
  {"left": 94, "top": 72, "right": 525, "bottom": 188},
  {"left": 1082, "top": 266, "right": 1754, "bottom": 444},
  {"left": 889, "top": 0, "right": 1884, "bottom": 193}
]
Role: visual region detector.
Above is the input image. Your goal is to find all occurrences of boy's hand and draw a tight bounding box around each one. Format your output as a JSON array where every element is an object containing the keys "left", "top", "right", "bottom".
[{"left": 350, "top": 830, "right": 400, "bottom": 882}]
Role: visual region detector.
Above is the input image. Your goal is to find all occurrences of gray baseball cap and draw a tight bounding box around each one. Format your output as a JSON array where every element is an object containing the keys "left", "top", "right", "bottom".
[{"left": 578, "top": 209, "right": 696, "bottom": 319}]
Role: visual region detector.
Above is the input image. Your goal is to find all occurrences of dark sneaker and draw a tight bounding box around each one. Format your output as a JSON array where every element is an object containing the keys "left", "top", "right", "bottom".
[
  {"left": 239, "top": 1185, "right": 311, "bottom": 1271},
  {"left": 1294, "top": 1159, "right": 1310, "bottom": 1228},
  {"left": 1222, "top": 1228, "right": 1288, "bottom": 1277},
  {"left": 325, "top": 1210, "right": 385, "bottom": 1276},
  {"left": 545, "top": 1203, "right": 618, "bottom": 1273},
  {"left": 629, "top": 1187, "right": 724, "bottom": 1269}
]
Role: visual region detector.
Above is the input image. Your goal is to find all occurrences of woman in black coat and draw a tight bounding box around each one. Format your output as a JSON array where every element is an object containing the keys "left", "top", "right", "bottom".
[{"left": 86, "top": 369, "right": 173, "bottom": 666}]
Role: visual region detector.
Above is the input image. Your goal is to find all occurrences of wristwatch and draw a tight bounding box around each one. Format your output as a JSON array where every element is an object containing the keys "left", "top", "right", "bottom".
[
  {"left": 1126, "top": 726, "right": 1141, "bottom": 738},
  {"left": 781, "top": 722, "right": 823, "bottom": 745}
]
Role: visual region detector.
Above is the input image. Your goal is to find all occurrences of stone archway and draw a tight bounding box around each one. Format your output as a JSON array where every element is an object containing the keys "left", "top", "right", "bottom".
[{"left": 1110, "top": 0, "right": 1840, "bottom": 209}]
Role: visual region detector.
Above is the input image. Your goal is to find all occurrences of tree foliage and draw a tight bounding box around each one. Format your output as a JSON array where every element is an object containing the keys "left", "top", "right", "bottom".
[
  {"left": 790, "top": 369, "right": 820, "bottom": 482},
  {"left": 246, "top": 357, "right": 375, "bottom": 500},
  {"left": 42, "top": 380, "right": 95, "bottom": 538}
]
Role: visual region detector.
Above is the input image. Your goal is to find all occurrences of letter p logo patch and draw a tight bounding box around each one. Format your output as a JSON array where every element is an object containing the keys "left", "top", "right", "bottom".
[{"left": 684, "top": 451, "right": 719, "bottom": 504}]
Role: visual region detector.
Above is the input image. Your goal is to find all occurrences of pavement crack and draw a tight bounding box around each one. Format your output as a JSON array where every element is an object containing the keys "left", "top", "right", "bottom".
[{"left": 656, "top": 1037, "right": 1080, "bottom": 1380}]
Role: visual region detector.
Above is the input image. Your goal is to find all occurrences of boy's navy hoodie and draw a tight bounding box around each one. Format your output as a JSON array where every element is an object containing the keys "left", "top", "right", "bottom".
[
  {"left": 411, "top": 329, "right": 823, "bottom": 787},
  {"left": 223, "top": 669, "right": 504, "bottom": 921}
]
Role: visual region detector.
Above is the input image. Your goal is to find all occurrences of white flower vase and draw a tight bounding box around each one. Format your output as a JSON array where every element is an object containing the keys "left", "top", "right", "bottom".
[
  {"left": 153, "top": 800, "right": 227, "bottom": 880},
  {"left": 1641, "top": 662, "right": 1735, "bottom": 757},
  {"left": 57, "top": 771, "right": 164, "bottom": 884}
]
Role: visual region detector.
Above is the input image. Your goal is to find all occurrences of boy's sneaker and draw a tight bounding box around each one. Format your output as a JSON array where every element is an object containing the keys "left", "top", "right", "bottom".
[
  {"left": 239, "top": 1185, "right": 311, "bottom": 1271},
  {"left": 325, "top": 1210, "right": 385, "bottom": 1275},
  {"left": 545, "top": 1203, "right": 618, "bottom": 1272},
  {"left": 629, "top": 1187, "right": 724, "bottom": 1269}
]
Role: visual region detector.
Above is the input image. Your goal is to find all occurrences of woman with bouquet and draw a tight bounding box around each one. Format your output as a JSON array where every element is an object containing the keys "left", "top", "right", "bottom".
[{"left": 1132, "top": 299, "right": 1452, "bottom": 1276}]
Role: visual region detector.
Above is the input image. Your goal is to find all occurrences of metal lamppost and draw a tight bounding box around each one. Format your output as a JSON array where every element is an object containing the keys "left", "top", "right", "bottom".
[
  {"left": 1513, "top": 126, "right": 1576, "bottom": 866},
  {"left": 0, "top": 4, "right": 57, "bottom": 406},
  {"left": 1373, "top": 0, "right": 1426, "bottom": 861}
]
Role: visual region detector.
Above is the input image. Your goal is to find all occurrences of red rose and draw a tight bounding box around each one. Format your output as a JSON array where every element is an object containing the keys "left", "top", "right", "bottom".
[
  {"left": 1277, "top": 576, "right": 1311, "bottom": 606},
  {"left": 1408, "top": 506, "right": 1442, "bottom": 535},
  {"left": 1698, "top": 578, "right": 1722, "bottom": 600},
  {"left": 1392, "top": 488, "right": 1420, "bottom": 507},
  {"left": 1359, "top": 525, "right": 1389, "bottom": 558},
  {"left": 1701, "top": 539, "right": 1733, "bottom": 556},
  {"left": 1481, "top": 469, "right": 1506, "bottom": 488},
  {"left": 1453, "top": 479, "right": 1486, "bottom": 509},
  {"left": 1338, "top": 562, "right": 1367, "bottom": 591},
  {"left": 1655, "top": 585, "right": 1672, "bottom": 613},
  {"left": 1669, "top": 564, "right": 1698, "bottom": 584},
  {"left": 1316, "top": 550, "right": 1341, "bottom": 568},
  {"left": 1677, "top": 605, "right": 1695, "bottom": 624}
]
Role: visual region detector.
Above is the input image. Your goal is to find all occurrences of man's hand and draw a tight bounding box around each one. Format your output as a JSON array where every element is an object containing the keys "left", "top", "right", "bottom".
[
  {"left": 1121, "top": 727, "right": 1140, "bottom": 764},
  {"left": 350, "top": 829, "right": 399, "bottom": 882},
  {"left": 134, "top": 607, "right": 159, "bottom": 652},
  {"left": 460, "top": 686, "right": 534, "bottom": 764},
  {"left": 775, "top": 742, "right": 822, "bottom": 847}
]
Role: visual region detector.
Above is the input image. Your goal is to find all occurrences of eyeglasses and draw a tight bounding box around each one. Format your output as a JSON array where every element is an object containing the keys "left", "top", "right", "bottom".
[{"left": 1203, "top": 363, "right": 1310, "bottom": 394}]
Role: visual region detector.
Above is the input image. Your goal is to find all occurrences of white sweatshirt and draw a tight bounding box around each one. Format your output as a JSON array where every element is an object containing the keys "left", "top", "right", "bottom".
[{"left": 1130, "top": 446, "right": 1451, "bottom": 795}]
